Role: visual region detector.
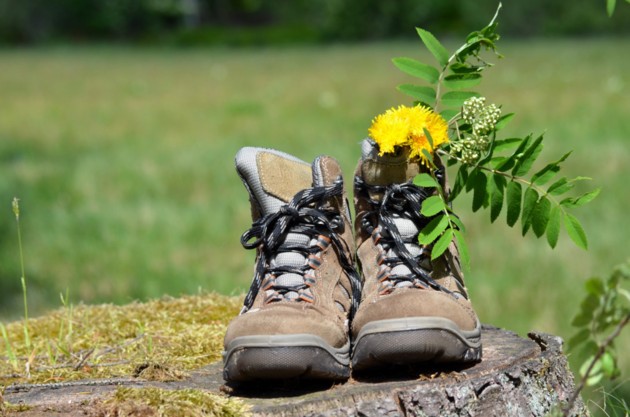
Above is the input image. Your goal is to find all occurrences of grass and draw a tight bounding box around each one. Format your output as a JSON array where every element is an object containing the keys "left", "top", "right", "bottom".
[{"left": 0, "top": 39, "right": 629, "bottom": 408}]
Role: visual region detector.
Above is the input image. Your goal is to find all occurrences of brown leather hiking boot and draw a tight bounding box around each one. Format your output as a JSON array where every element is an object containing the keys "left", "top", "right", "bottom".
[
  {"left": 351, "top": 139, "right": 482, "bottom": 371},
  {"left": 223, "top": 147, "right": 360, "bottom": 382}
]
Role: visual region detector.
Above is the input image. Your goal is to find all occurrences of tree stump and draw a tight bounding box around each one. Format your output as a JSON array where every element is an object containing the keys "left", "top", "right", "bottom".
[{"left": 3, "top": 326, "right": 587, "bottom": 416}]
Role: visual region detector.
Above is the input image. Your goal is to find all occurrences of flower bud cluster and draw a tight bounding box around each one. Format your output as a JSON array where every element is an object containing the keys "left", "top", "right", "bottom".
[
  {"left": 450, "top": 134, "right": 490, "bottom": 165},
  {"left": 452, "top": 97, "right": 502, "bottom": 165}
]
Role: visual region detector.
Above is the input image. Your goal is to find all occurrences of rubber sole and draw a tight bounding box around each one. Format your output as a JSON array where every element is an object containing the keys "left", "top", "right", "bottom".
[
  {"left": 223, "top": 334, "right": 350, "bottom": 382},
  {"left": 352, "top": 317, "right": 482, "bottom": 371}
]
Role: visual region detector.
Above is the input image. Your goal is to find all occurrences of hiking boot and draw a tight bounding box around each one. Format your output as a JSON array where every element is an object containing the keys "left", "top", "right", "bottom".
[
  {"left": 351, "top": 139, "right": 482, "bottom": 371},
  {"left": 223, "top": 147, "right": 361, "bottom": 382}
]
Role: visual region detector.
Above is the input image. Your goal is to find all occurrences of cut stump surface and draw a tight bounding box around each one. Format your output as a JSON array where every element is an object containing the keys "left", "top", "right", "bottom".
[{"left": 3, "top": 326, "right": 586, "bottom": 416}]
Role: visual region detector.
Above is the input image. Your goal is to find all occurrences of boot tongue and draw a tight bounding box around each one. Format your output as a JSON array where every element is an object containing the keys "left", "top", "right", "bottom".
[
  {"left": 360, "top": 138, "right": 420, "bottom": 187},
  {"left": 235, "top": 147, "right": 313, "bottom": 217}
]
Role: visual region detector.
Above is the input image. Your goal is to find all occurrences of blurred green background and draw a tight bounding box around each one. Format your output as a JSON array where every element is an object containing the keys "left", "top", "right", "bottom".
[{"left": 0, "top": 0, "right": 629, "bottom": 410}]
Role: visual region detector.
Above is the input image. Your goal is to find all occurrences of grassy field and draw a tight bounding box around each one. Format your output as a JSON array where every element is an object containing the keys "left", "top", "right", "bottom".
[{"left": 0, "top": 38, "right": 629, "bottom": 405}]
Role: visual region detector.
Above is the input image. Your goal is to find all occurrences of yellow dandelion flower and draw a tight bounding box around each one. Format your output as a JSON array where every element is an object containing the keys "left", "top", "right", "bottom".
[
  {"left": 368, "top": 105, "right": 449, "bottom": 164},
  {"left": 368, "top": 106, "right": 409, "bottom": 155}
]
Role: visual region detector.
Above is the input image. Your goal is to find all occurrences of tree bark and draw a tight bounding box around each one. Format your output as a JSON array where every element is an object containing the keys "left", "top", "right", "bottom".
[{"left": 3, "top": 326, "right": 587, "bottom": 416}]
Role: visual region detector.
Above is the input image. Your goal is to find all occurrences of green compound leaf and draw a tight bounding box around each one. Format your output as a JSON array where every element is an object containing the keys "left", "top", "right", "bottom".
[
  {"left": 512, "top": 134, "right": 543, "bottom": 177},
  {"left": 450, "top": 215, "right": 467, "bottom": 233},
  {"left": 431, "top": 228, "right": 454, "bottom": 260},
  {"left": 506, "top": 181, "right": 522, "bottom": 227},
  {"left": 495, "top": 113, "right": 515, "bottom": 131},
  {"left": 443, "top": 73, "right": 481, "bottom": 90},
  {"left": 417, "top": 28, "right": 450, "bottom": 68},
  {"left": 559, "top": 187, "right": 599, "bottom": 208},
  {"left": 521, "top": 187, "right": 539, "bottom": 236},
  {"left": 572, "top": 188, "right": 601, "bottom": 207},
  {"left": 465, "top": 168, "right": 479, "bottom": 192},
  {"left": 471, "top": 170, "right": 488, "bottom": 212},
  {"left": 441, "top": 91, "right": 480, "bottom": 108},
  {"left": 392, "top": 57, "right": 440, "bottom": 84},
  {"left": 490, "top": 157, "right": 507, "bottom": 169},
  {"left": 564, "top": 213, "right": 588, "bottom": 250},
  {"left": 414, "top": 173, "right": 439, "bottom": 188},
  {"left": 531, "top": 151, "right": 572, "bottom": 186},
  {"left": 453, "top": 229, "right": 470, "bottom": 271},
  {"left": 495, "top": 135, "right": 531, "bottom": 172},
  {"left": 548, "top": 177, "right": 573, "bottom": 196},
  {"left": 488, "top": 174, "right": 506, "bottom": 223},
  {"left": 418, "top": 214, "right": 449, "bottom": 245},
  {"left": 450, "top": 165, "right": 469, "bottom": 202},
  {"left": 546, "top": 205, "right": 561, "bottom": 248},
  {"left": 492, "top": 137, "right": 522, "bottom": 153},
  {"left": 421, "top": 195, "right": 447, "bottom": 216},
  {"left": 397, "top": 84, "right": 436, "bottom": 105},
  {"left": 531, "top": 196, "right": 551, "bottom": 238},
  {"left": 532, "top": 164, "right": 560, "bottom": 187}
]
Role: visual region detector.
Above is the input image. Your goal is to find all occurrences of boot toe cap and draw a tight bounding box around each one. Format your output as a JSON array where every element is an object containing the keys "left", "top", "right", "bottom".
[
  {"left": 224, "top": 303, "right": 348, "bottom": 349},
  {"left": 352, "top": 288, "right": 479, "bottom": 338}
]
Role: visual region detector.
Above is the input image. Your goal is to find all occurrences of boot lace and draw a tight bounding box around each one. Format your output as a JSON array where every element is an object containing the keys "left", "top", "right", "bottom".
[
  {"left": 240, "top": 178, "right": 361, "bottom": 318},
  {"left": 355, "top": 176, "right": 455, "bottom": 297}
]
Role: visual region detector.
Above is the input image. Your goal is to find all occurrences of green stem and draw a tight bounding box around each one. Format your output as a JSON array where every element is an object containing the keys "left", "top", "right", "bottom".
[
  {"left": 437, "top": 148, "right": 463, "bottom": 164},
  {"left": 449, "top": 112, "right": 462, "bottom": 125},
  {"left": 13, "top": 198, "right": 30, "bottom": 348}
]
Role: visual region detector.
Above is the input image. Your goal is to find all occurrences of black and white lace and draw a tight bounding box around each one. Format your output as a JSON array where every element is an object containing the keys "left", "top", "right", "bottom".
[
  {"left": 355, "top": 176, "right": 455, "bottom": 296},
  {"left": 240, "top": 178, "right": 361, "bottom": 318}
]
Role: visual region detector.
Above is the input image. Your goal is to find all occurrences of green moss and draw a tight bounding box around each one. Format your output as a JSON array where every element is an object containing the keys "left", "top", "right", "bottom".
[
  {"left": 0, "top": 293, "right": 241, "bottom": 386},
  {"left": 93, "top": 387, "right": 250, "bottom": 417}
]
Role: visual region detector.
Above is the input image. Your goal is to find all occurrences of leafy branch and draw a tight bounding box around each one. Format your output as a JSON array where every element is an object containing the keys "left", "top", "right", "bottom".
[
  {"left": 391, "top": 2, "right": 599, "bottom": 259},
  {"left": 563, "top": 261, "right": 630, "bottom": 416},
  {"left": 445, "top": 133, "right": 600, "bottom": 250}
]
